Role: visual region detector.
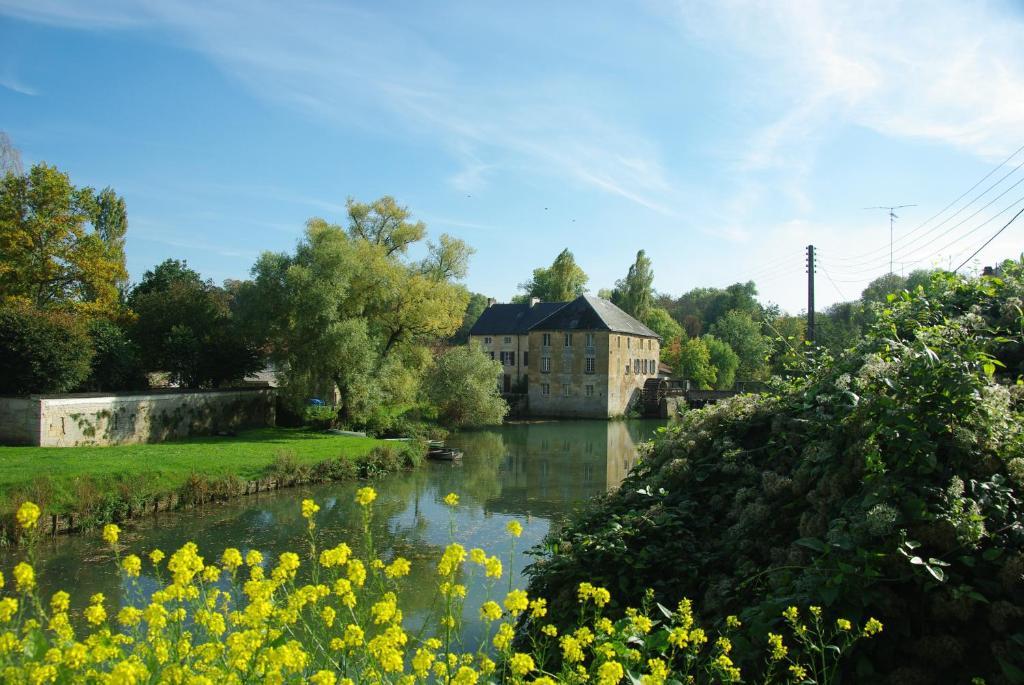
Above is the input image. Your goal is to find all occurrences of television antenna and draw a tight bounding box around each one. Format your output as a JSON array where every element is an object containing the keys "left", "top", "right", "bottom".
[{"left": 864, "top": 204, "right": 916, "bottom": 274}]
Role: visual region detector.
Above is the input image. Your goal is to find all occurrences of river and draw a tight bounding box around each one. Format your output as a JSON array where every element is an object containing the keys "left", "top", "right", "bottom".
[{"left": 29, "top": 419, "right": 663, "bottom": 643}]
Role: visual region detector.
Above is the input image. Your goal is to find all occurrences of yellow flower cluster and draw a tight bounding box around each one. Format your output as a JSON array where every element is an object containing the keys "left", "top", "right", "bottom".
[
  {"left": 15, "top": 501, "right": 40, "bottom": 531},
  {"left": 0, "top": 498, "right": 886, "bottom": 684}
]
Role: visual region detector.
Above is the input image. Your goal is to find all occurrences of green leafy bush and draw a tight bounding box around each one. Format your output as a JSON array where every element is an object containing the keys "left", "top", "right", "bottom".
[
  {"left": 527, "top": 262, "right": 1024, "bottom": 683},
  {"left": 81, "top": 318, "right": 148, "bottom": 391},
  {"left": 0, "top": 304, "right": 94, "bottom": 395},
  {"left": 303, "top": 404, "right": 339, "bottom": 430}
]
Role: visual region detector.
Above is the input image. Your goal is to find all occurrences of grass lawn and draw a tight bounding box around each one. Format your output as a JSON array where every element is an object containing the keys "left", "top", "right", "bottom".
[{"left": 0, "top": 427, "right": 383, "bottom": 515}]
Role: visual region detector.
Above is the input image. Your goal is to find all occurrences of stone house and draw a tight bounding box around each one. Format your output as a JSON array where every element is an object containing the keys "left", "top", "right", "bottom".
[{"left": 469, "top": 294, "right": 660, "bottom": 418}]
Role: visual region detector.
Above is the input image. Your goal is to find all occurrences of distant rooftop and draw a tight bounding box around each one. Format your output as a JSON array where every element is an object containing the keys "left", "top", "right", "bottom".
[
  {"left": 469, "top": 295, "right": 660, "bottom": 339},
  {"left": 468, "top": 301, "right": 566, "bottom": 336}
]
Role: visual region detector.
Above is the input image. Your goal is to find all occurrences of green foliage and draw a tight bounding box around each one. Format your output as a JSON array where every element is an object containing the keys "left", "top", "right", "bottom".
[
  {"left": 241, "top": 200, "right": 470, "bottom": 428},
  {"left": 130, "top": 259, "right": 262, "bottom": 388},
  {"left": 517, "top": 248, "right": 589, "bottom": 302},
  {"left": 0, "top": 163, "right": 127, "bottom": 316},
  {"left": 643, "top": 307, "right": 683, "bottom": 344},
  {"left": 0, "top": 304, "right": 93, "bottom": 395},
  {"left": 424, "top": 345, "right": 508, "bottom": 428},
  {"left": 527, "top": 263, "right": 1024, "bottom": 682},
  {"left": 451, "top": 292, "right": 489, "bottom": 344},
  {"left": 303, "top": 404, "right": 339, "bottom": 430},
  {"left": 703, "top": 335, "right": 739, "bottom": 389},
  {"left": 667, "top": 281, "right": 763, "bottom": 337},
  {"left": 674, "top": 337, "right": 716, "bottom": 389},
  {"left": 610, "top": 250, "right": 654, "bottom": 320},
  {"left": 81, "top": 318, "right": 148, "bottom": 392},
  {"left": 708, "top": 309, "right": 770, "bottom": 380}
]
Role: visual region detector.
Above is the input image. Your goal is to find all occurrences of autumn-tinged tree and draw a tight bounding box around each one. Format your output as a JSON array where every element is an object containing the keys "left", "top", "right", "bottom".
[
  {"left": 611, "top": 250, "right": 654, "bottom": 320},
  {"left": 517, "top": 248, "right": 588, "bottom": 302},
  {"left": 0, "top": 163, "right": 126, "bottom": 315}
]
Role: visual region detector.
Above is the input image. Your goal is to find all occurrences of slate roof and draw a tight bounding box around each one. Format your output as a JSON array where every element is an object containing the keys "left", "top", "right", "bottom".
[
  {"left": 529, "top": 294, "right": 661, "bottom": 339},
  {"left": 468, "top": 302, "right": 566, "bottom": 336}
]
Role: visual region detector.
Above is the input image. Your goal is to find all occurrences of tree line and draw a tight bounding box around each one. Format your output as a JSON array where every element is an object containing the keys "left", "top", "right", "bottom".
[
  {"left": 459, "top": 247, "right": 940, "bottom": 389},
  {"left": 0, "top": 149, "right": 506, "bottom": 431}
]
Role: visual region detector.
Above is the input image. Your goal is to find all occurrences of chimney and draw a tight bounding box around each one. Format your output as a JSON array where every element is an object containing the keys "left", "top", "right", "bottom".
[
  {"left": 529, "top": 297, "right": 540, "bottom": 307},
  {"left": 487, "top": 298, "right": 497, "bottom": 308}
]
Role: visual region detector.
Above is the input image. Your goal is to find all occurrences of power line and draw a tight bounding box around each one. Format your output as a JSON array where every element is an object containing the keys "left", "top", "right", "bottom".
[
  {"left": 817, "top": 263, "right": 848, "bottom": 301},
  {"left": 953, "top": 206, "right": 1024, "bottom": 273},
  {"left": 831, "top": 142, "right": 1024, "bottom": 264}
]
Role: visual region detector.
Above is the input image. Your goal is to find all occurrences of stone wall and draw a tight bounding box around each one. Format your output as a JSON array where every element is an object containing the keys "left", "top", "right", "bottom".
[{"left": 0, "top": 388, "right": 275, "bottom": 447}]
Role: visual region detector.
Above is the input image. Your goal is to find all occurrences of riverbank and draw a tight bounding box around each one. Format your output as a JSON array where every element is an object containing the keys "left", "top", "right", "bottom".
[{"left": 0, "top": 427, "right": 425, "bottom": 537}]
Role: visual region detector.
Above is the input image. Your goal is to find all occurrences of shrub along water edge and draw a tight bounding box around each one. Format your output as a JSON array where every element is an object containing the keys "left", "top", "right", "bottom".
[{"left": 526, "top": 263, "right": 1024, "bottom": 683}]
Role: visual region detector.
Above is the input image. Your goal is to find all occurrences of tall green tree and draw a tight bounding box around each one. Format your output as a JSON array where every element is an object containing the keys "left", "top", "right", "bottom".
[
  {"left": 0, "top": 163, "right": 126, "bottom": 315},
  {"left": 708, "top": 309, "right": 769, "bottom": 380},
  {"left": 92, "top": 188, "right": 129, "bottom": 294},
  {"left": 669, "top": 281, "right": 762, "bottom": 334},
  {"left": 451, "top": 292, "right": 489, "bottom": 344},
  {"left": 243, "top": 199, "right": 472, "bottom": 428},
  {"left": 517, "top": 248, "right": 588, "bottom": 302},
  {"left": 611, "top": 250, "right": 654, "bottom": 320},
  {"left": 131, "top": 259, "right": 262, "bottom": 388},
  {"left": 674, "top": 337, "right": 716, "bottom": 389},
  {"left": 643, "top": 307, "right": 683, "bottom": 345},
  {"left": 704, "top": 335, "right": 740, "bottom": 389}
]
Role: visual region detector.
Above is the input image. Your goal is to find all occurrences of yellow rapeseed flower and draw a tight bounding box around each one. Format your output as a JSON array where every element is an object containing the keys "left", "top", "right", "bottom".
[
  {"left": 836, "top": 618, "right": 852, "bottom": 631},
  {"left": 864, "top": 618, "right": 883, "bottom": 637},
  {"left": 385, "top": 557, "right": 411, "bottom": 579},
  {"left": 504, "top": 589, "right": 529, "bottom": 615},
  {"left": 444, "top": 492, "right": 459, "bottom": 507},
  {"left": 13, "top": 562, "right": 35, "bottom": 593},
  {"left": 597, "top": 660, "right": 624, "bottom": 685},
  {"left": 301, "top": 499, "right": 320, "bottom": 519},
  {"left": 508, "top": 652, "right": 535, "bottom": 676},
  {"left": 16, "top": 501, "right": 41, "bottom": 530},
  {"left": 222, "top": 548, "right": 243, "bottom": 571},
  {"left": 355, "top": 486, "right": 377, "bottom": 507},
  {"left": 149, "top": 549, "right": 165, "bottom": 565},
  {"left": 122, "top": 554, "right": 142, "bottom": 577},
  {"left": 767, "top": 632, "right": 787, "bottom": 661},
  {"left": 479, "top": 601, "right": 502, "bottom": 622},
  {"left": 506, "top": 520, "right": 523, "bottom": 538},
  {"left": 102, "top": 523, "right": 120, "bottom": 545}
]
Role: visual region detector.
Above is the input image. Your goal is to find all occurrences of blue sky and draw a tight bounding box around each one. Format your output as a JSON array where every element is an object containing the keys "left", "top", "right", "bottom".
[{"left": 3, "top": 1, "right": 1024, "bottom": 313}]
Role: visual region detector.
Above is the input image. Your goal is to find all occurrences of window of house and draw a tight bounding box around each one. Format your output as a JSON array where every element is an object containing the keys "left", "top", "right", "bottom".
[
  {"left": 586, "top": 332, "right": 594, "bottom": 347},
  {"left": 504, "top": 336, "right": 512, "bottom": 344},
  {"left": 484, "top": 336, "right": 492, "bottom": 344},
  {"left": 585, "top": 356, "right": 595, "bottom": 374},
  {"left": 625, "top": 361, "right": 631, "bottom": 374},
  {"left": 489, "top": 351, "right": 495, "bottom": 360},
  {"left": 541, "top": 357, "right": 551, "bottom": 373},
  {"left": 643, "top": 359, "right": 649, "bottom": 374},
  {"left": 634, "top": 359, "right": 641, "bottom": 374},
  {"left": 647, "top": 339, "right": 651, "bottom": 350},
  {"left": 541, "top": 383, "right": 550, "bottom": 396},
  {"left": 562, "top": 384, "right": 570, "bottom": 397},
  {"left": 627, "top": 337, "right": 631, "bottom": 349},
  {"left": 653, "top": 358, "right": 657, "bottom": 374},
  {"left": 523, "top": 351, "right": 528, "bottom": 367},
  {"left": 504, "top": 351, "right": 516, "bottom": 366},
  {"left": 542, "top": 333, "right": 551, "bottom": 347},
  {"left": 617, "top": 336, "right": 621, "bottom": 348},
  {"left": 585, "top": 384, "right": 594, "bottom": 397},
  {"left": 564, "top": 333, "right": 572, "bottom": 347}
]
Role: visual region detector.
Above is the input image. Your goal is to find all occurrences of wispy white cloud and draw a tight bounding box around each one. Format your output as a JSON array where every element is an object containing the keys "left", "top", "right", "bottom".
[
  {"left": 0, "top": 0, "right": 681, "bottom": 218},
  {"left": 0, "top": 63, "right": 37, "bottom": 95}
]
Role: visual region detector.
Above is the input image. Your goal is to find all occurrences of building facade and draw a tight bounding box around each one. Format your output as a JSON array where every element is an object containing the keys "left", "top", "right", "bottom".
[{"left": 469, "top": 294, "right": 660, "bottom": 417}]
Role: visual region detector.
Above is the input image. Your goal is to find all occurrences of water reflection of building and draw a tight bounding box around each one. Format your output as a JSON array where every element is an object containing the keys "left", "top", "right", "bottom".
[{"left": 478, "top": 421, "right": 656, "bottom": 518}]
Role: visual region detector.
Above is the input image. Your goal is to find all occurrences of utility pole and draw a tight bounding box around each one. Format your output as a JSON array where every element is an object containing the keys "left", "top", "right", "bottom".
[
  {"left": 806, "top": 244, "right": 815, "bottom": 342},
  {"left": 865, "top": 204, "right": 916, "bottom": 274}
]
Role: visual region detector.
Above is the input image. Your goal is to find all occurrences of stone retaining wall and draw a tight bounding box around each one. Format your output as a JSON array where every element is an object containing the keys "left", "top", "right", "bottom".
[{"left": 0, "top": 388, "right": 275, "bottom": 447}]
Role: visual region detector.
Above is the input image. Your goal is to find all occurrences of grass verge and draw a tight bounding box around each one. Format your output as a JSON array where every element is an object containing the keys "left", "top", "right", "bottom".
[{"left": 0, "top": 427, "right": 425, "bottom": 536}]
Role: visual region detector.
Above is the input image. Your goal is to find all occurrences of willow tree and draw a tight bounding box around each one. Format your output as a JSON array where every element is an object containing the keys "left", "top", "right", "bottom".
[{"left": 242, "top": 197, "right": 472, "bottom": 429}]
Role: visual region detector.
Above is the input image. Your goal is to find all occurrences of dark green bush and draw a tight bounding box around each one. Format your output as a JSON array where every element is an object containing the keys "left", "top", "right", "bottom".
[
  {"left": 81, "top": 318, "right": 148, "bottom": 391},
  {"left": 0, "top": 304, "right": 93, "bottom": 395},
  {"left": 310, "top": 456, "right": 359, "bottom": 483},
  {"left": 357, "top": 445, "right": 404, "bottom": 478},
  {"left": 526, "top": 262, "right": 1024, "bottom": 684}
]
